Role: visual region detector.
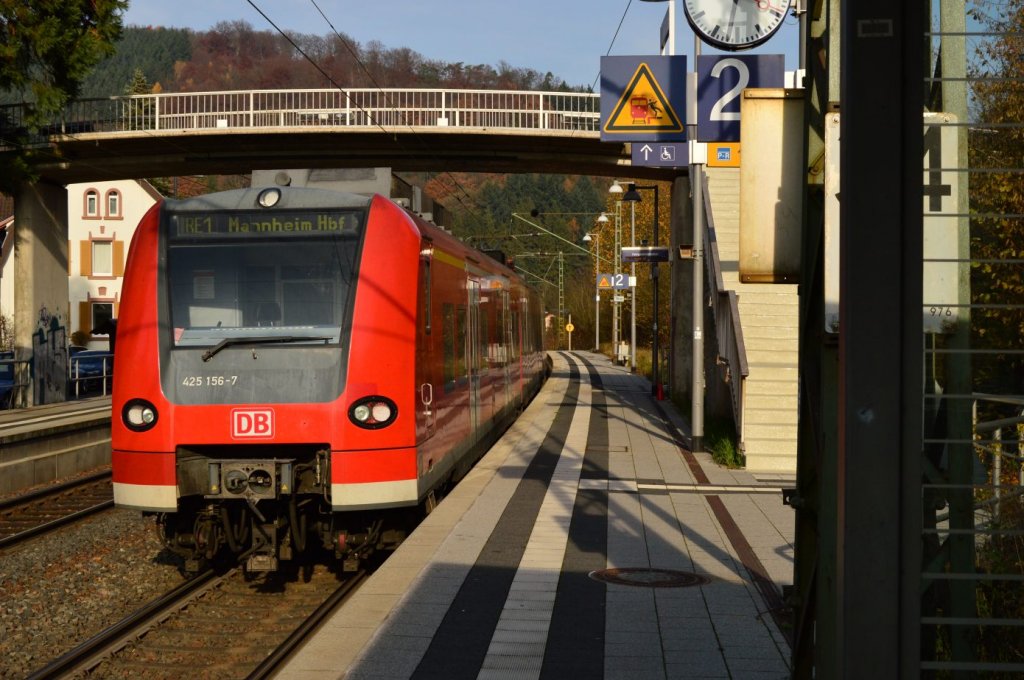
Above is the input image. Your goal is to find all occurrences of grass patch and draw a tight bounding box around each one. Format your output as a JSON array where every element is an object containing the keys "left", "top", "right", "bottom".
[{"left": 705, "top": 416, "right": 744, "bottom": 469}]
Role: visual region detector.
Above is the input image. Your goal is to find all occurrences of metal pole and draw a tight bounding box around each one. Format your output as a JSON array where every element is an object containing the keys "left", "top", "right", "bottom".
[
  {"left": 594, "top": 232, "right": 600, "bottom": 352},
  {"left": 614, "top": 201, "right": 622, "bottom": 357},
  {"left": 691, "top": 33, "right": 704, "bottom": 452},
  {"left": 630, "top": 201, "right": 637, "bottom": 372},
  {"left": 652, "top": 187, "right": 660, "bottom": 396}
]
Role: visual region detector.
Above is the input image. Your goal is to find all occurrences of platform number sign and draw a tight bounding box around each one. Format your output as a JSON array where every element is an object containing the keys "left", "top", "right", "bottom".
[
  {"left": 597, "top": 273, "right": 631, "bottom": 290},
  {"left": 824, "top": 113, "right": 962, "bottom": 334},
  {"left": 922, "top": 113, "right": 961, "bottom": 333},
  {"left": 697, "top": 54, "right": 784, "bottom": 142}
]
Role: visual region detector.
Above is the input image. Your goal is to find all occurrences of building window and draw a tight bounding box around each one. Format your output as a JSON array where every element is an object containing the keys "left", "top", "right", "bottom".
[
  {"left": 85, "top": 190, "right": 99, "bottom": 217},
  {"left": 92, "top": 240, "right": 113, "bottom": 276},
  {"left": 106, "top": 190, "right": 121, "bottom": 218},
  {"left": 91, "top": 302, "right": 114, "bottom": 333}
]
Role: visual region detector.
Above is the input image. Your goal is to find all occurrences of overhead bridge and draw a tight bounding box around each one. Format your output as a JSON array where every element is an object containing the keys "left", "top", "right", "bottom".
[{"left": 0, "top": 88, "right": 675, "bottom": 183}]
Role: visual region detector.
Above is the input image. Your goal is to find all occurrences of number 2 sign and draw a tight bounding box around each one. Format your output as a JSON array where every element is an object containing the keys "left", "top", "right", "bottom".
[{"left": 697, "top": 54, "right": 784, "bottom": 142}]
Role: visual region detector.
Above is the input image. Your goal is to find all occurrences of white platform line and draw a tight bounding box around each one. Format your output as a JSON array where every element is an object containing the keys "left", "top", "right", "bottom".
[{"left": 478, "top": 353, "right": 593, "bottom": 679}]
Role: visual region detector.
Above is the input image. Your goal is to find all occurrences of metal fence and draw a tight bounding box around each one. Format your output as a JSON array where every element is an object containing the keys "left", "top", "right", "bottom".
[
  {"left": 918, "top": 4, "right": 1024, "bottom": 674},
  {"left": 0, "top": 88, "right": 601, "bottom": 143},
  {"left": 0, "top": 352, "right": 113, "bottom": 409}
]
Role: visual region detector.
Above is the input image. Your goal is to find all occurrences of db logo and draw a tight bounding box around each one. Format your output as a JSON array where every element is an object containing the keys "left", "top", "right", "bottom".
[{"left": 231, "top": 409, "right": 274, "bottom": 439}]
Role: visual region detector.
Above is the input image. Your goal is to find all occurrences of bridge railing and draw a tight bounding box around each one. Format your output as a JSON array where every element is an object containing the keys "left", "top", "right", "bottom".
[{"left": 0, "top": 88, "right": 601, "bottom": 142}]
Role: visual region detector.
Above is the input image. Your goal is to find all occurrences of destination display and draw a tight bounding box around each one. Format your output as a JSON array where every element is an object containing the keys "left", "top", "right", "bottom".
[{"left": 169, "top": 211, "right": 364, "bottom": 239}]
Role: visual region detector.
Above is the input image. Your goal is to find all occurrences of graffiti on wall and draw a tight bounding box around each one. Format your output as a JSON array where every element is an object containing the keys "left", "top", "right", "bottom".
[{"left": 33, "top": 305, "right": 67, "bottom": 404}]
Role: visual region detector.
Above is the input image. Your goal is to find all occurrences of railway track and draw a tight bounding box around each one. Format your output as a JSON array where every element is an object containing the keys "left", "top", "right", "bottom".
[
  {"left": 0, "top": 469, "right": 114, "bottom": 549},
  {"left": 26, "top": 564, "right": 367, "bottom": 679}
]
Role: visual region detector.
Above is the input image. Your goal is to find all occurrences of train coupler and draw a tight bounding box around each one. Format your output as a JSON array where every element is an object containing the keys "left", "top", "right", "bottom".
[{"left": 246, "top": 522, "right": 280, "bottom": 572}]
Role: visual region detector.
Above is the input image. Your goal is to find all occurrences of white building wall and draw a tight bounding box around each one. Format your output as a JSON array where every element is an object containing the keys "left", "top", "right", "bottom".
[{"left": 66, "top": 180, "right": 160, "bottom": 349}]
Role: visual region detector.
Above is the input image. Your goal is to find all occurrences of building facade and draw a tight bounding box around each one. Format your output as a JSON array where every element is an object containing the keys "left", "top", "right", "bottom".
[{"left": 66, "top": 180, "right": 161, "bottom": 348}]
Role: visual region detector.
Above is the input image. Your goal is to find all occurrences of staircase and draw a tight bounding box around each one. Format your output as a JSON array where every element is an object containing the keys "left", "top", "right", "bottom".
[{"left": 705, "top": 167, "right": 799, "bottom": 475}]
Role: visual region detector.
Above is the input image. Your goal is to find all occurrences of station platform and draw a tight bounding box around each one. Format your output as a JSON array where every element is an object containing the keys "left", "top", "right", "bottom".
[{"left": 278, "top": 351, "right": 795, "bottom": 680}]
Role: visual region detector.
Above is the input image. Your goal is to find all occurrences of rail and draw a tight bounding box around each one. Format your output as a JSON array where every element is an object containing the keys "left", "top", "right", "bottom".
[
  {"left": 701, "top": 168, "right": 749, "bottom": 448},
  {"left": 0, "top": 356, "right": 30, "bottom": 410},
  {"left": 0, "top": 88, "right": 602, "bottom": 144}
]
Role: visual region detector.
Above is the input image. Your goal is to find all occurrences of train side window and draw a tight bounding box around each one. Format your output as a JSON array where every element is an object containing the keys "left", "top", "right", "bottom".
[
  {"left": 443, "top": 303, "right": 455, "bottom": 392},
  {"left": 480, "top": 309, "right": 489, "bottom": 370},
  {"left": 456, "top": 306, "right": 467, "bottom": 383}
]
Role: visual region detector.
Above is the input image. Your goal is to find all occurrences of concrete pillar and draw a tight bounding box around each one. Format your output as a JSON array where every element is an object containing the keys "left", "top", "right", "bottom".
[
  {"left": 669, "top": 175, "right": 693, "bottom": 407},
  {"left": 13, "top": 181, "right": 69, "bottom": 406}
]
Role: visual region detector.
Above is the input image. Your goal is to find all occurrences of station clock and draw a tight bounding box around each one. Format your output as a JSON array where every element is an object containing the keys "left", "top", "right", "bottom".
[{"left": 682, "top": 0, "right": 791, "bottom": 51}]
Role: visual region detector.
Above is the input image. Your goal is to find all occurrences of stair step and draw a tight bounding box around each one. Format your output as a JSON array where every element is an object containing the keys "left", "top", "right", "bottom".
[
  {"left": 746, "top": 349, "right": 799, "bottom": 365},
  {"left": 744, "top": 407, "right": 798, "bottom": 425},
  {"left": 738, "top": 315, "right": 800, "bottom": 330},
  {"left": 744, "top": 380, "right": 799, "bottom": 397},
  {"left": 741, "top": 325, "right": 799, "bottom": 340},
  {"left": 745, "top": 394, "right": 799, "bottom": 411},
  {"left": 744, "top": 422, "right": 799, "bottom": 440},
  {"left": 743, "top": 450, "right": 798, "bottom": 474},
  {"left": 745, "top": 366, "right": 798, "bottom": 383}
]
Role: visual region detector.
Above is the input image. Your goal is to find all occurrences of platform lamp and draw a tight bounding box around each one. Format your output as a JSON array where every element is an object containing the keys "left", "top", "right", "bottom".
[
  {"left": 622, "top": 183, "right": 641, "bottom": 373},
  {"left": 582, "top": 211, "right": 610, "bottom": 352},
  {"left": 623, "top": 183, "right": 662, "bottom": 397}
]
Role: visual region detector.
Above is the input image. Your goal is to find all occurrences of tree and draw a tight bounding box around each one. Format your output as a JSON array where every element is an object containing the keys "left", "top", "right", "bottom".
[
  {"left": 0, "top": 0, "right": 126, "bottom": 120},
  {"left": 968, "top": 3, "right": 1024, "bottom": 397},
  {"left": 0, "top": 0, "right": 126, "bottom": 191}
]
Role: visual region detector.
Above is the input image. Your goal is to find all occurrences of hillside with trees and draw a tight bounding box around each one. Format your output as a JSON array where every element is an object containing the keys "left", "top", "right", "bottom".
[{"left": 71, "top": 21, "right": 584, "bottom": 98}]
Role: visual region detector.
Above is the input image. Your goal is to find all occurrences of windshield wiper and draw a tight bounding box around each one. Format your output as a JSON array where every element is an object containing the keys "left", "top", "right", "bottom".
[{"left": 201, "top": 336, "right": 331, "bottom": 362}]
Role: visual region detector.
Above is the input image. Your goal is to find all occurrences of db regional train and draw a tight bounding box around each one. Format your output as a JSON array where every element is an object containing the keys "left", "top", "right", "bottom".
[{"left": 112, "top": 186, "right": 547, "bottom": 573}]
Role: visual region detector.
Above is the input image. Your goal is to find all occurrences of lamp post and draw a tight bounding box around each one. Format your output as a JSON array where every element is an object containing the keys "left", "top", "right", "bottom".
[
  {"left": 583, "top": 211, "right": 610, "bottom": 352},
  {"left": 622, "top": 183, "right": 662, "bottom": 396},
  {"left": 622, "top": 184, "right": 642, "bottom": 373},
  {"left": 608, "top": 181, "right": 624, "bottom": 361}
]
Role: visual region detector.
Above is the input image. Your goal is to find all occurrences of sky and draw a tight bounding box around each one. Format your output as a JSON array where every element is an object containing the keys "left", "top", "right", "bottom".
[{"left": 121, "top": 0, "right": 803, "bottom": 90}]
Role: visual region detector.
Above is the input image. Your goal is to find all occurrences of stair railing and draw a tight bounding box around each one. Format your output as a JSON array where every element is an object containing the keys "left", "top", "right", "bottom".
[{"left": 700, "top": 168, "right": 749, "bottom": 449}]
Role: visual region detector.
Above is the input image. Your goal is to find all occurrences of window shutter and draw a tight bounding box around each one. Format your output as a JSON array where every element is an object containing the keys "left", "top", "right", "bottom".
[
  {"left": 113, "top": 240, "right": 125, "bottom": 276},
  {"left": 78, "top": 301, "right": 91, "bottom": 337},
  {"left": 80, "top": 240, "right": 92, "bottom": 276}
]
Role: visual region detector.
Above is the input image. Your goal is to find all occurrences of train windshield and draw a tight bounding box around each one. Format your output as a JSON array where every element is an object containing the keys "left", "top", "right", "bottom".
[{"left": 165, "top": 209, "right": 363, "bottom": 349}]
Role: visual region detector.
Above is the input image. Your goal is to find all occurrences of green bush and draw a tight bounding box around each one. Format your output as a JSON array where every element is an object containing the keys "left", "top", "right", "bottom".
[{"left": 706, "top": 416, "right": 744, "bottom": 469}]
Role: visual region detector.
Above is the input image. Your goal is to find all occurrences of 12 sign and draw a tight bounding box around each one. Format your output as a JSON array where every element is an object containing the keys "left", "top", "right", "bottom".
[
  {"left": 597, "top": 273, "right": 631, "bottom": 290},
  {"left": 697, "top": 54, "right": 784, "bottom": 142}
]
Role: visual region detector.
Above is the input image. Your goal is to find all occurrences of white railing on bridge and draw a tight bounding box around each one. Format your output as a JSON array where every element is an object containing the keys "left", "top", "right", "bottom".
[{"left": 2, "top": 88, "right": 602, "bottom": 139}]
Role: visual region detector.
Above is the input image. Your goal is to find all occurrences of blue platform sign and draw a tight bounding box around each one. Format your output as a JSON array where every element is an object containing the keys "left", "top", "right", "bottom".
[
  {"left": 631, "top": 142, "right": 689, "bottom": 168},
  {"left": 600, "top": 55, "right": 688, "bottom": 143},
  {"left": 697, "top": 54, "right": 784, "bottom": 142},
  {"left": 621, "top": 246, "right": 670, "bottom": 263}
]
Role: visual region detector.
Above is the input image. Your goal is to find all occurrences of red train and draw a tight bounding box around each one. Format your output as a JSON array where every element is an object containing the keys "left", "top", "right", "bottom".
[{"left": 112, "top": 186, "right": 546, "bottom": 572}]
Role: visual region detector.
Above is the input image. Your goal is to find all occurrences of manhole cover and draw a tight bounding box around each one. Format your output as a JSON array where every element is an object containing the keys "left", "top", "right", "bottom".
[{"left": 588, "top": 567, "right": 711, "bottom": 588}]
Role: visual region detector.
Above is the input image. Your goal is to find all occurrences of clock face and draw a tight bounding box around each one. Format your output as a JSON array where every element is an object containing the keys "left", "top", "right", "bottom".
[{"left": 683, "top": 0, "right": 791, "bottom": 51}]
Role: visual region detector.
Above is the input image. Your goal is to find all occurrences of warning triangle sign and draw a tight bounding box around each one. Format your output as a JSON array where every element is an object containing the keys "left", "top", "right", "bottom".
[
  {"left": 598, "top": 275, "right": 612, "bottom": 289},
  {"left": 603, "top": 63, "right": 684, "bottom": 134}
]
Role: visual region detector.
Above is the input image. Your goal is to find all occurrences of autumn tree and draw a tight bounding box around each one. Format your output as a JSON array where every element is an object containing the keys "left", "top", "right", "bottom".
[
  {"left": 0, "top": 0, "right": 126, "bottom": 191},
  {"left": 968, "top": 2, "right": 1024, "bottom": 396}
]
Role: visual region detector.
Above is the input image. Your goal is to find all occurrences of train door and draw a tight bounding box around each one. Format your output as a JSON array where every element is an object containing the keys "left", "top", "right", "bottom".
[
  {"left": 418, "top": 246, "right": 436, "bottom": 441},
  {"left": 467, "top": 278, "right": 481, "bottom": 433}
]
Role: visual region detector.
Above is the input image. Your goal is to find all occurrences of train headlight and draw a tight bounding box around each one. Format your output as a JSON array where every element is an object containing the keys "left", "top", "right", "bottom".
[
  {"left": 122, "top": 399, "right": 158, "bottom": 432},
  {"left": 257, "top": 187, "right": 281, "bottom": 208},
  {"left": 349, "top": 396, "right": 398, "bottom": 429}
]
